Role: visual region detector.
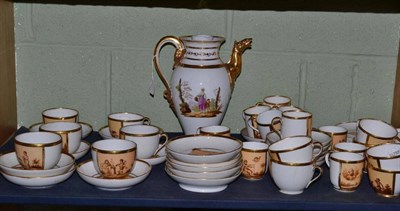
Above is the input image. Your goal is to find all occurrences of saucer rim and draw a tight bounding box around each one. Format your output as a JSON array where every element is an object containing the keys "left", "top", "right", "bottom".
[
  {"left": 73, "top": 140, "right": 90, "bottom": 154},
  {"left": 71, "top": 141, "right": 90, "bottom": 160},
  {"left": 98, "top": 125, "right": 113, "bottom": 139},
  {"left": 1, "top": 165, "right": 75, "bottom": 188},
  {"left": 1, "top": 164, "right": 75, "bottom": 179},
  {"left": 0, "top": 152, "right": 75, "bottom": 177},
  {"left": 29, "top": 121, "right": 93, "bottom": 138},
  {"left": 77, "top": 159, "right": 152, "bottom": 180}
]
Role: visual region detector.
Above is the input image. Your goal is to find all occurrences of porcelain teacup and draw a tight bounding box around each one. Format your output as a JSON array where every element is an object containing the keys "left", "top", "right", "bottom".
[
  {"left": 91, "top": 139, "right": 137, "bottom": 179},
  {"left": 119, "top": 124, "right": 168, "bottom": 159},
  {"left": 14, "top": 132, "right": 62, "bottom": 170}
]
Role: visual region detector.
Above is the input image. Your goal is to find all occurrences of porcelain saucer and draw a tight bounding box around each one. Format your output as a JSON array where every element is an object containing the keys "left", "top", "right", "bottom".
[
  {"left": 165, "top": 167, "right": 241, "bottom": 193},
  {"left": 240, "top": 128, "right": 265, "bottom": 142},
  {"left": 141, "top": 144, "right": 166, "bottom": 166},
  {"left": 77, "top": 159, "right": 152, "bottom": 191},
  {"left": 98, "top": 125, "right": 113, "bottom": 139},
  {"left": 72, "top": 141, "right": 90, "bottom": 160},
  {"left": 1, "top": 165, "right": 75, "bottom": 189},
  {"left": 0, "top": 152, "right": 75, "bottom": 177},
  {"left": 29, "top": 121, "right": 93, "bottom": 139}
]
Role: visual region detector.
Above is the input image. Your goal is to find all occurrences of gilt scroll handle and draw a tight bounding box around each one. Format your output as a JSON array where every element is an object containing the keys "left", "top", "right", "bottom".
[{"left": 153, "top": 36, "right": 186, "bottom": 114}]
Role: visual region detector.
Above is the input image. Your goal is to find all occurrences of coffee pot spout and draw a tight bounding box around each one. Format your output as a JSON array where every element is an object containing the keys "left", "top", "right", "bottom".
[{"left": 226, "top": 38, "right": 253, "bottom": 90}]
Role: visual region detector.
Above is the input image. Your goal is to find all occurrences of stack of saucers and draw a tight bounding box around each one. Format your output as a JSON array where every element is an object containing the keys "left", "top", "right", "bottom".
[
  {"left": 165, "top": 135, "right": 242, "bottom": 193},
  {"left": 311, "top": 130, "right": 332, "bottom": 166}
]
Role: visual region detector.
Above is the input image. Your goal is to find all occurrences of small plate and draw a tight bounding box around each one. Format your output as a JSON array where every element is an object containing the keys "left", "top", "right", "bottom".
[
  {"left": 98, "top": 125, "right": 113, "bottom": 139},
  {"left": 141, "top": 144, "right": 166, "bottom": 166},
  {"left": 1, "top": 165, "right": 75, "bottom": 189},
  {"left": 72, "top": 141, "right": 90, "bottom": 160},
  {"left": 0, "top": 152, "right": 75, "bottom": 177},
  {"left": 77, "top": 159, "right": 152, "bottom": 191},
  {"left": 240, "top": 128, "right": 265, "bottom": 142},
  {"left": 29, "top": 122, "right": 93, "bottom": 139}
]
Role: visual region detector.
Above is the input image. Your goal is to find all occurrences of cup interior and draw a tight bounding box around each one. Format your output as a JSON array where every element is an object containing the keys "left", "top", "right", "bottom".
[
  {"left": 120, "top": 125, "right": 160, "bottom": 135},
  {"left": 15, "top": 132, "right": 62, "bottom": 145},
  {"left": 366, "top": 143, "right": 400, "bottom": 158},
  {"left": 92, "top": 139, "right": 136, "bottom": 151},
  {"left": 359, "top": 119, "right": 397, "bottom": 138},
  {"left": 283, "top": 111, "right": 311, "bottom": 119},
  {"left": 244, "top": 105, "right": 270, "bottom": 116},
  {"left": 109, "top": 112, "right": 144, "bottom": 121},
  {"left": 200, "top": 125, "right": 230, "bottom": 134},
  {"left": 319, "top": 126, "right": 347, "bottom": 134},
  {"left": 40, "top": 122, "right": 81, "bottom": 132},
  {"left": 264, "top": 96, "right": 290, "bottom": 104},
  {"left": 243, "top": 142, "right": 268, "bottom": 151},
  {"left": 42, "top": 108, "right": 78, "bottom": 118},
  {"left": 330, "top": 152, "right": 364, "bottom": 162},
  {"left": 334, "top": 142, "right": 366, "bottom": 152},
  {"left": 269, "top": 136, "right": 312, "bottom": 151}
]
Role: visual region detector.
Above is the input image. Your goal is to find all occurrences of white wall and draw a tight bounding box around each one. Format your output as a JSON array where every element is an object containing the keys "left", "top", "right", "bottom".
[{"left": 14, "top": 3, "right": 400, "bottom": 133}]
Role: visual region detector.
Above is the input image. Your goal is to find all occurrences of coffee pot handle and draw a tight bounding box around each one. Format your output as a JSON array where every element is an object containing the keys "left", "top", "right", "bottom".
[{"left": 153, "top": 36, "right": 186, "bottom": 111}]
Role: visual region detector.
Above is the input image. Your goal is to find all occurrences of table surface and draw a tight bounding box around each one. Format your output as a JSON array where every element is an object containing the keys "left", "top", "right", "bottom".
[{"left": 0, "top": 127, "right": 399, "bottom": 210}]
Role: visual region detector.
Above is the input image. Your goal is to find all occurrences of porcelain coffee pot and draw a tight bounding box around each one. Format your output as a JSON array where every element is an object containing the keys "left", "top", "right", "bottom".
[{"left": 153, "top": 35, "right": 252, "bottom": 134}]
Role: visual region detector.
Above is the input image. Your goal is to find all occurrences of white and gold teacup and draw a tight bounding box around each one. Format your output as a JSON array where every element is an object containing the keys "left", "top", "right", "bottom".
[
  {"left": 120, "top": 124, "right": 168, "bottom": 159},
  {"left": 108, "top": 112, "right": 150, "bottom": 138},
  {"left": 14, "top": 132, "right": 62, "bottom": 170},
  {"left": 39, "top": 122, "right": 82, "bottom": 154},
  {"left": 91, "top": 139, "right": 137, "bottom": 179},
  {"left": 42, "top": 107, "right": 79, "bottom": 123}
]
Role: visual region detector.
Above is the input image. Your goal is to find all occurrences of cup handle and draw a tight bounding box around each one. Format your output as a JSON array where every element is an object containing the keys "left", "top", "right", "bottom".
[
  {"left": 196, "top": 127, "right": 202, "bottom": 134},
  {"left": 153, "top": 133, "right": 168, "bottom": 156},
  {"left": 325, "top": 151, "right": 332, "bottom": 167},
  {"left": 255, "top": 102, "right": 264, "bottom": 106},
  {"left": 306, "top": 165, "right": 323, "bottom": 189},
  {"left": 247, "top": 118, "right": 259, "bottom": 133},
  {"left": 270, "top": 116, "right": 282, "bottom": 139},
  {"left": 311, "top": 142, "right": 324, "bottom": 160},
  {"left": 143, "top": 117, "right": 151, "bottom": 125}
]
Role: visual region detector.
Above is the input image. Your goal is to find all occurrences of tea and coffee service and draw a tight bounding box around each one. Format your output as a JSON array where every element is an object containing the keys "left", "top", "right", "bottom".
[{"left": 164, "top": 135, "right": 242, "bottom": 193}]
